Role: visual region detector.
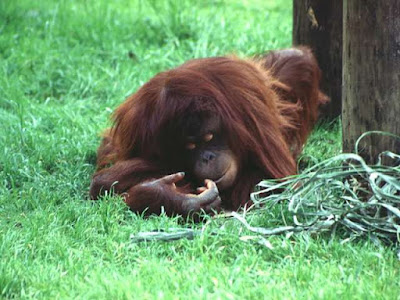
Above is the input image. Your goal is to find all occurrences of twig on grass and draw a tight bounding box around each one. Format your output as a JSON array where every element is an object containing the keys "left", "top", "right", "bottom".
[{"left": 130, "top": 228, "right": 201, "bottom": 243}]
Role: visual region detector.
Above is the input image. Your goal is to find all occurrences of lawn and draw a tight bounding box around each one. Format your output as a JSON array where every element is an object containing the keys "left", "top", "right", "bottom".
[{"left": 0, "top": 0, "right": 399, "bottom": 299}]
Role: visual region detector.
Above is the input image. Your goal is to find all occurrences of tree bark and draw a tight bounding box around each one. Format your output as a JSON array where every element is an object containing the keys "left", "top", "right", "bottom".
[
  {"left": 293, "top": 0, "right": 343, "bottom": 119},
  {"left": 342, "top": 0, "right": 400, "bottom": 164}
]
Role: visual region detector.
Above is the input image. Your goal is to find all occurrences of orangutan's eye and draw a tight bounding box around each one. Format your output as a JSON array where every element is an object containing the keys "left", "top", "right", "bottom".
[
  {"left": 203, "top": 133, "right": 213, "bottom": 142},
  {"left": 185, "top": 143, "right": 196, "bottom": 150}
]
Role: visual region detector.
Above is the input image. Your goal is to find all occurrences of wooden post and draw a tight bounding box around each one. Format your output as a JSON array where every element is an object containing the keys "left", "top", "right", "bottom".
[
  {"left": 342, "top": 0, "right": 400, "bottom": 163},
  {"left": 293, "top": 0, "right": 343, "bottom": 119}
]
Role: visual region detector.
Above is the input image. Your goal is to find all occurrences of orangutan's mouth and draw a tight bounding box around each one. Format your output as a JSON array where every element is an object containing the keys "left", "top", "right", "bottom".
[{"left": 213, "top": 165, "right": 231, "bottom": 184}]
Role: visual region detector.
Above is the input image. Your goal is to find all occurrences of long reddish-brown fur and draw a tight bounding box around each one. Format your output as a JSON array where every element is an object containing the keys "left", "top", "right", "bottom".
[{"left": 90, "top": 47, "right": 328, "bottom": 214}]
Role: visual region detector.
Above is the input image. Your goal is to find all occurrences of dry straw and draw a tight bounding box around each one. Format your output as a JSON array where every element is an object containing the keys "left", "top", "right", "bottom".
[{"left": 250, "top": 132, "right": 400, "bottom": 243}]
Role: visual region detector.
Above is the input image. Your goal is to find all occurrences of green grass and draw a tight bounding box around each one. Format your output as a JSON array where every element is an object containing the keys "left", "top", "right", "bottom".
[{"left": 0, "top": 0, "right": 398, "bottom": 299}]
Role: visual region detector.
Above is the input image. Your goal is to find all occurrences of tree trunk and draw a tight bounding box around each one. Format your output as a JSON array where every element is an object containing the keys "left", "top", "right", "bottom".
[
  {"left": 293, "top": 0, "right": 343, "bottom": 120},
  {"left": 342, "top": 0, "right": 400, "bottom": 164}
]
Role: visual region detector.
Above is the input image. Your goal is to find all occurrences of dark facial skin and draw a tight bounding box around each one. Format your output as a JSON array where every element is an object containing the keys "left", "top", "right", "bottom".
[{"left": 181, "top": 113, "right": 239, "bottom": 191}]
